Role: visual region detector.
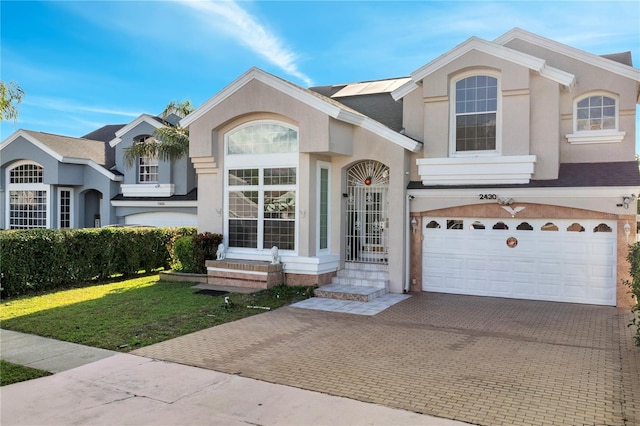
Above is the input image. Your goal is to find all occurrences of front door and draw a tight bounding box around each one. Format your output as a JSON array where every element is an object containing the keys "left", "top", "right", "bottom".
[{"left": 345, "top": 161, "right": 389, "bottom": 264}]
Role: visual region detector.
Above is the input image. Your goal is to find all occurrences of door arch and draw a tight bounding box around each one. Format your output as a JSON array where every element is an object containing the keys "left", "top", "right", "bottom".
[{"left": 345, "top": 161, "right": 389, "bottom": 264}]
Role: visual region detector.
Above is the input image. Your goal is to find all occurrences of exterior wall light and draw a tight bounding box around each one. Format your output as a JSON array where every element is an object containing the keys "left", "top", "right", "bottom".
[
  {"left": 411, "top": 217, "right": 418, "bottom": 233},
  {"left": 624, "top": 221, "right": 631, "bottom": 242}
]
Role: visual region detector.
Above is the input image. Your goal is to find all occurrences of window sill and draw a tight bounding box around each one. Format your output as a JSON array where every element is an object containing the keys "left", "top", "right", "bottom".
[{"left": 565, "top": 131, "right": 625, "bottom": 145}]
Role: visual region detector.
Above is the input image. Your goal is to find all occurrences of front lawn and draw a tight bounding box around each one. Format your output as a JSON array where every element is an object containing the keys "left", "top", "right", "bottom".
[
  {"left": 0, "top": 275, "right": 313, "bottom": 352},
  {"left": 0, "top": 361, "right": 52, "bottom": 386}
]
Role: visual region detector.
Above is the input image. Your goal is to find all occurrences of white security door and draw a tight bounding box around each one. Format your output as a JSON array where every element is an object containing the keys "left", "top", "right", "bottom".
[{"left": 422, "top": 218, "right": 617, "bottom": 306}]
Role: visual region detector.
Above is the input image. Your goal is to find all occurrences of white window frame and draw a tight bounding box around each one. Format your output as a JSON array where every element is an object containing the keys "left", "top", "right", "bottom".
[
  {"left": 5, "top": 160, "right": 51, "bottom": 229},
  {"left": 566, "top": 91, "right": 625, "bottom": 144},
  {"left": 317, "top": 162, "right": 331, "bottom": 253},
  {"left": 224, "top": 120, "right": 299, "bottom": 256},
  {"left": 449, "top": 70, "right": 502, "bottom": 157},
  {"left": 58, "top": 187, "right": 74, "bottom": 229},
  {"left": 138, "top": 155, "right": 159, "bottom": 183}
]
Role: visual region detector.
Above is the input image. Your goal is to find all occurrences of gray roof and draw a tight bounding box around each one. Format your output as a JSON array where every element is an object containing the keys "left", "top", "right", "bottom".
[
  {"left": 601, "top": 51, "right": 633, "bottom": 67},
  {"left": 24, "top": 130, "right": 107, "bottom": 166},
  {"left": 309, "top": 84, "right": 404, "bottom": 131},
  {"left": 408, "top": 161, "right": 640, "bottom": 189},
  {"left": 82, "top": 124, "right": 126, "bottom": 169}
]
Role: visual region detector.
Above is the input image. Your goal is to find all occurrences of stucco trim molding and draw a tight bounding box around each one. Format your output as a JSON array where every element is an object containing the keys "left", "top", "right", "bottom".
[
  {"left": 417, "top": 155, "right": 536, "bottom": 185},
  {"left": 121, "top": 184, "right": 175, "bottom": 197},
  {"left": 190, "top": 156, "right": 218, "bottom": 175},
  {"left": 111, "top": 200, "right": 197, "bottom": 207},
  {"left": 109, "top": 114, "right": 163, "bottom": 147},
  {"left": 565, "top": 130, "right": 626, "bottom": 145}
]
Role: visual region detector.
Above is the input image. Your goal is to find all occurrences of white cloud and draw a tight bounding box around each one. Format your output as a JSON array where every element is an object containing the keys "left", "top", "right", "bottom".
[
  {"left": 23, "top": 96, "right": 141, "bottom": 119},
  {"left": 175, "top": 0, "right": 313, "bottom": 86}
]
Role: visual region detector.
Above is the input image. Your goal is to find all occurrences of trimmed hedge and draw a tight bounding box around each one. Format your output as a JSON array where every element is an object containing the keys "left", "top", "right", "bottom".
[
  {"left": 169, "top": 232, "right": 222, "bottom": 273},
  {"left": 0, "top": 227, "right": 196, "bottom": 297},
  {"left": 626, "top": 242, "right": 640, "bottom": 346}
]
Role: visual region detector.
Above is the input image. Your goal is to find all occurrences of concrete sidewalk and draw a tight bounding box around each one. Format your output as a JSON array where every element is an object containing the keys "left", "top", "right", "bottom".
[{"left": 0, "top": 330, "right": 464, "bottom": 426}]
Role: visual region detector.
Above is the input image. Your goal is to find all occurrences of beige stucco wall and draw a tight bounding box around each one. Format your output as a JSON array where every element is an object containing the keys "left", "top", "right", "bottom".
[
  {"left": 187, "top": 77, "right": 413, "bottom": 292},
  {"left": 503, "top": 38, "right": 638, "bottom": 163}
]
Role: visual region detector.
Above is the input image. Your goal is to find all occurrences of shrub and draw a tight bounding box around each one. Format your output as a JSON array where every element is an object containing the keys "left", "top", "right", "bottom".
[
  {"left": 625, "top": 242, "right": 640, "bottom": 345},
  {"left": 168, "top": 232, "right": 222, "bottom": 274},
  {"left": 0, "top": 227, "right": 195, "bottom": 297},
  {"left": 173, "top": 236, "right": 198, "bottom": 273}
]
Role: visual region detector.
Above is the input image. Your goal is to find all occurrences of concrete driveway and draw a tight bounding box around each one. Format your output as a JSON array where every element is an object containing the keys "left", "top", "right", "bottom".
[{"left": 134, "top": 292, "right": 640, "bottom": 426}]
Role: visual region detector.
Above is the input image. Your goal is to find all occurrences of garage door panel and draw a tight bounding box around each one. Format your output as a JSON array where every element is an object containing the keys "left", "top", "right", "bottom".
[{"left": 422, "top": 217, "right": 616, "bottom": 306}]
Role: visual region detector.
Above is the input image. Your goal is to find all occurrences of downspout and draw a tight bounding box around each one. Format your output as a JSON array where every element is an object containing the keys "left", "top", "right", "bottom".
[{"left": 404, "top": 194, "right": 414, "bottom": 293}]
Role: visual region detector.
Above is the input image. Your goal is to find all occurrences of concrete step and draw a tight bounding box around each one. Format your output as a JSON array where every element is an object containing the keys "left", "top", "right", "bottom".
[
  {"left": 331, "top": 276, "right": 388, "bottom": 288},
  {"left": 314, "top": 284, "right": 387, "bottom": 302}
]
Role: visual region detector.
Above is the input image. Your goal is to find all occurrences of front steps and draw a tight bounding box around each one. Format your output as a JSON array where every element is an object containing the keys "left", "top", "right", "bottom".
[{"left": 314, "top": 263, "right": 389, "bottom": 302}]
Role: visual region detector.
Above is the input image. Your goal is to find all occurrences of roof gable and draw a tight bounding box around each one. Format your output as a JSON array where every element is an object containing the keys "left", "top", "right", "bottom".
[
  {"left": 109, "top": 114, "right": 164, "bottom": 147},
  {"left": 1, "top": 129, "right": 121, "bottom": 181},
  {"left": 495, "top": 28, "right": 640, "bottom": 82},
  {"left": 392, "top": 35, "right": 576, "bottom": 101},
  {"left": 182, "top": 67, "right": 422, "bottom": 153}
]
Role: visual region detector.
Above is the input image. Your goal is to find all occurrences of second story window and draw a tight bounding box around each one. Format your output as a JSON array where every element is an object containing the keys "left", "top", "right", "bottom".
[
  {"left": 566, "top": 92, "right": 624, "bottom": 144},
  {"left": 576, "top": 95, "right": 616, "bottom": 131},
  {"left": 135, "top": 135, "right": 158, "bottom": 183},
  {"left": 453, "top": 74, "right": 499, "bottom": 154}
]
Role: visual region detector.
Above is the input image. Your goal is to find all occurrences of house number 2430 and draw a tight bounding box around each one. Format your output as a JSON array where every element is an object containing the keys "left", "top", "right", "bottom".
[{"left": 479, "top": 194, "right": 497, "bottom": 200}]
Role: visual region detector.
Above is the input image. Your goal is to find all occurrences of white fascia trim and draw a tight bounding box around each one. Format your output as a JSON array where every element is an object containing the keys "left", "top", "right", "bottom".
[
  {"left": 495, "top": 28, "right": 640, "bottom": 83},
  {"left": 111, "top": 200, "right": 197, "bottom": 207},
  {"left": 181, "top": 67, "right": 420, "bottom": 152},
  {"left": 407, "top": 185, "right": 639, "bottom": 199},
  {"left": 361, "top": 118, "right": 423, "bottom": 152},
  {"left": 394, "top": 37, "right": 575, "bottom": 101},
  {"left": 181, "top": 67, "right": 364, "bottom": 127},
  {"left": 0, "top": 131, "right": 121, "bottom": 181},
  {"left": 391, "top": 80, "right": 420, "bottom": 101},
  {"left": 109, "top": 114, "right": 164, "bottom": 147},
  {"left": 1, "top": 130, "right": 64, "bottom": 161}
]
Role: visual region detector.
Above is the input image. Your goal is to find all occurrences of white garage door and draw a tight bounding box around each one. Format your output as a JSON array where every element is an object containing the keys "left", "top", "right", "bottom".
[
  {"left": 422, "top": 218, "right": 617, "bottom": 305},
  {"left": 125, "top": 212, "right": 197, "bottom": 227}
]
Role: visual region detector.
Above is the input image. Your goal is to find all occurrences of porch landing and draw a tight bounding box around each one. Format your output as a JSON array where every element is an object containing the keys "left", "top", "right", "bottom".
[{"left": 291, "top": 292, "right": 410, "bottom": 316}]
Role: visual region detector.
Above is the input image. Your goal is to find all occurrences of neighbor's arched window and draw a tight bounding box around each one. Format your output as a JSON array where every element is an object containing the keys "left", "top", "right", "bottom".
[{"left": 6, "top": 161, "right": 49, "bottom": 229}]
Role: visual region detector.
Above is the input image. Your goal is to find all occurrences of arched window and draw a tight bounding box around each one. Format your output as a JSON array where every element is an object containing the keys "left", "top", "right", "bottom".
[
  {"left": 451, "top": 73, "right": 500, "bottom": 155},
  {"left": 516, "top": 222, "right": 533, "bottom": 231},
  {"left": 541, "top": 222, "right": 558, "bottom": 231},
  {"left": 224, "top": 121, "right": 299, "bottom": 252},
  {"left": 7, "top": 162, "right": 49, "bottom": 229},
  {"left": 576, "top": 95, "right": 616, "bottom": 131},
  {"left": 567, "top": 92, "right": 625, "bottom": 144},
  {"left": 492, "top": 221, "right": 508, "bottom": 230}
]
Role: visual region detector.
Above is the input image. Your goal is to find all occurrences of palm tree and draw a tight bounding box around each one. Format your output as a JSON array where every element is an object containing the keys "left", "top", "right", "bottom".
[
  {"left": 123, "top": 100, "right": 194, "bottom": 168},
  {"left": 0, "top": 81, "right": 25, "bottom": 122}
]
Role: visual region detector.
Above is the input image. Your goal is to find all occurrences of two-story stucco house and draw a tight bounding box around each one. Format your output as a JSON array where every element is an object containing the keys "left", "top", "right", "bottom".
[
  {"left": 0, "top": 113, "right": 197, "bottom": 228},
  {"left": 184, "top": 28, "right": 640, "bottom": 308}
]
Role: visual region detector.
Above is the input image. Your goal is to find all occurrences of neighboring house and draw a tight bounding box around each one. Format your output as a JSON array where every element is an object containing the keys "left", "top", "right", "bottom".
[
  {"left": 0, "top": 130, "right": 122, "bottom": 229},
  {"left": 107, "top": 113, "right": 197, "bottom": 227},
  {"left": 183, "top": 28, "right": 640, "bottom": 308},
  {"left": 0, "top": 114, "right": 197, "bottom": 229}
]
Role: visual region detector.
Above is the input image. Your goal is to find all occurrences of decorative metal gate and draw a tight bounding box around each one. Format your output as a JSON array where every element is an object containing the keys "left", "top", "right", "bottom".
[{"left": 345, "top": 161, "right": 389, "bottom": 264}]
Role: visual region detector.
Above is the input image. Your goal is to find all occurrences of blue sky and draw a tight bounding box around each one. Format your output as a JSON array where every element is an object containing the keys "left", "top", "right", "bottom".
[{"left": 1, "top": 0, "right": 639, "bottom": 146}]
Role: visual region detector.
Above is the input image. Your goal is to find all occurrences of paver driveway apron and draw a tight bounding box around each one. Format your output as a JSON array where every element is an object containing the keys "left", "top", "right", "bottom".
[{"left": 133, "top": 292, "right": 640, "bottom": 426}]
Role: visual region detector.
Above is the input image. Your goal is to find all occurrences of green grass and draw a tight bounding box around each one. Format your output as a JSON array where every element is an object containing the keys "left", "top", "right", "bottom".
[
  {"left": 1, "top": 360, "right": 52, "bottom": 386},
  {"left": 1, "top": 275, "right": 314, "bottom": 352}
]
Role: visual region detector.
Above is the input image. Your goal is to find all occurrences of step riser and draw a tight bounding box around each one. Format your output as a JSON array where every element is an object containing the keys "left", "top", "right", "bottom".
[
  {"left": 337, "top": 270, "right": 389, "bottom": 280},
  {"left": 314, "top": 288, "right": 386, "bottom": 302},
  {"left": 331, "top": 277, "right": 387, "bottom": 288}
]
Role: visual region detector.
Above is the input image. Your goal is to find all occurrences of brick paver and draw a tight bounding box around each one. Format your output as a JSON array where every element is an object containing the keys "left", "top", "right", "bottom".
[{"left": 133, "top": 293, "right": 640, "bottom": 426}]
